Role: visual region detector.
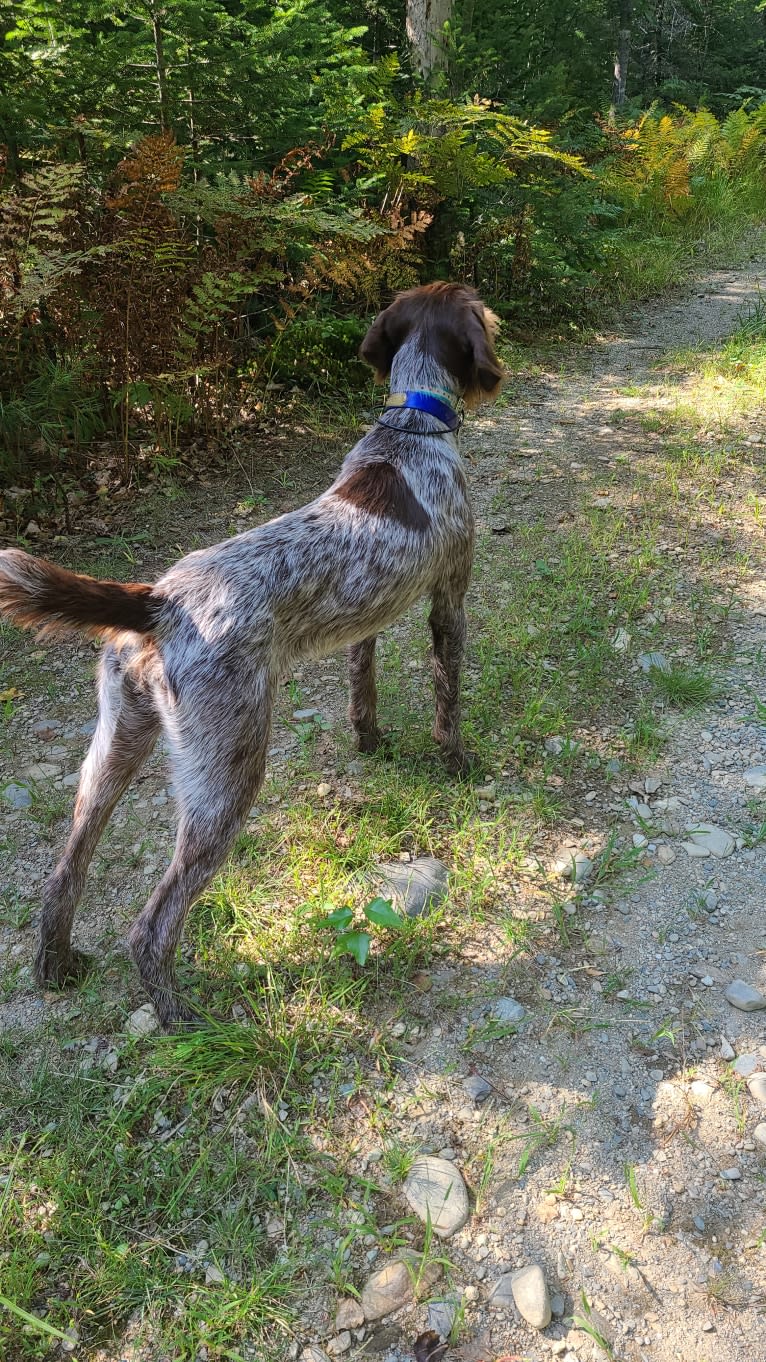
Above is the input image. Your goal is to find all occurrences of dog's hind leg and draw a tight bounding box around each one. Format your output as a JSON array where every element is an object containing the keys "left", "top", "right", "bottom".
[
  {"left": 128, "top": 678, "right": 273, "bottom": 1028},
  {"left": 35, "top": 650, "right": 160, "bottom": 989},
  {"left": 348, "top": 636, "right": 384, "bottom": 753},
  {"left": 429, "top": 583, "right": 471, "bottom": 775}
]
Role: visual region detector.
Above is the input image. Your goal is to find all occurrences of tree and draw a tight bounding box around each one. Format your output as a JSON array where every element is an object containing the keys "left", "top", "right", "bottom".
[{"left": 407, "top": 0, "right": 452, "bottom": 76}]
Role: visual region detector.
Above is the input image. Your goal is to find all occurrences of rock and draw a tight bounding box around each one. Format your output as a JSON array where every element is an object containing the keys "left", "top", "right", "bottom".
[
  {"left": 683, "top": 823, "right": 735, "bottom": 858},
  {"left": 556, "top": 851, "right": 593, "bottom": 882},
  {"left": 373, "top": 856, "right": 449, "bottom": 918},
  {"left": 657, "top": 845, "right": 676, "bottom": 865},
  {"left": 24, "top": 761, "right": 61, "bottom": 780},
  {"left": 403, "top": 1157, "right": 470, "bottom": 1238},
  {"left": 463, "top": 1075, "right": 492, "bottom": 1103},
  {"left": 2, "top": 781, "right": 32, "bottom": 809},
  {"left": 293, "top": 708, "right": 322, "bottom": 721},
  {"left": 733, "top": 1054, "right": 760, "bottom": 1078},
  {"left": 360, "top": 1251, "right": 441, "bottom": 1321},
  {"left": 720, "top": 1037, "right": 735, "bottom": 1061},
  {"left": 326, "top": 1334, "right": 351, "bottom": 1356},
  {"left": 545, "top": 736, "right": 564, "bottom": 755},
  {"left": 475, "top": 780, "right": 496, "bottom": 800},
  {"left": 316, "top": 782, "right": 332, "bottom": 798},
  {"left": 748, "top": 1074, "right": 766, "bottom": 1107},
  {"left": 644, "top": 775, "right": 663, "bottom": 794},
  {"left": 638, "top": 651, "right": 670, "bottom": 673},
  {"left": 31, "top": 720, "right": 60, "bottom": 739},
  {"left": 493, "top": 996, "right": 525, "bottom": 1024},
  {"left": 488, "top": 1274, "right": 515, "bottom": 1306},
  {"left": 690, "top": 1080, "right": 714, "bottom": 1105},
  {"left": 753, "top": 1123, "right": 766, "bottom": 1150},
  {"left": 126, "top": 1002, "right": 160, "bottom": 1037},
  {"left": 205, "top": 1264, "right": 225, "bottom": 1285},
  {"left": 511, "top": 1265, "right": 552, "bottom": 1329},
  {"left": 427, "top": 1295, "right": 460, "bottom": 1339},
  {"left": 726, "top": 980, "right": 766, "bottom": 1012},
  {"left": 300, "top": 1349, "right": 332, "bottom": 1362},
  {"left": 744, "top": 765, "right": 766, "bottom": 790},
  {"left": 612, "top": 627, "right": 631, "bottom": 653},
  {"left": 334, "top": 1300, "right": 364, "bottom": 1332},
  {"left": 720, "top": 1167, "right": 742, "bottom": 1180}
]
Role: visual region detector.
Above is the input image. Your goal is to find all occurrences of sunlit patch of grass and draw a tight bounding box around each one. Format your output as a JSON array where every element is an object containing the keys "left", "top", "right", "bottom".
[{"left": 649, "top": 663, "right": 717, "bottom": 708}]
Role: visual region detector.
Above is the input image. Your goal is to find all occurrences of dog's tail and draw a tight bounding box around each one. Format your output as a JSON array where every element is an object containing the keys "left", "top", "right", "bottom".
[{"left": 0, "top": 548, "right": 158, "bottom": 642}]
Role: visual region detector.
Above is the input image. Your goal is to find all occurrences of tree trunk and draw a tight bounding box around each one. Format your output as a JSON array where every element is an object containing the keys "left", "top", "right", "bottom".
[
  {"left": 151, "top": 10, "right": 171, "bottom": 132},
  {"left": 406, "top": 0, "right": 452, "bottom": 77},
  {"left": 612, "top": 0, "right": 632, "bottom": 108}
]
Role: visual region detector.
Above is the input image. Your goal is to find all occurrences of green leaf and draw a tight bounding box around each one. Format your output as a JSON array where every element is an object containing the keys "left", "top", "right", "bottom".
[
  {"left": 324, "top": 906, "right": 354, "bottom": 930},
  {"left": 335, "top": 930, "right": 370, "bottom": 966},
  {"left": 363, "top": 897, "right": 405, "bottom": 930}
]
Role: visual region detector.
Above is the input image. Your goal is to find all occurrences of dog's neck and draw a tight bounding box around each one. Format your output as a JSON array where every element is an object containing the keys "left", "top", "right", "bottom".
[{"left": 387, "top": 338, "right": 461, "bottom": 412}]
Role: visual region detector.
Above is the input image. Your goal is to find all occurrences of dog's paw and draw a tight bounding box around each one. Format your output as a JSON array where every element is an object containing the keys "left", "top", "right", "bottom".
[
  {"left": 441, "top": 747, "right": 478, "bottom": 778},
  {"left": 356, "top": 727, "right": 391, "bottom": 755},
  {"left": 35, "top": 946, "right": 94, "bottom": 990}
]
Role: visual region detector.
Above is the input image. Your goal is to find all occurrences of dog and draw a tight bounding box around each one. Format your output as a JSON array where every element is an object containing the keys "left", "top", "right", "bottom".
[{"left": 0, "top": 283, "right": 503, "bottom": 1027}]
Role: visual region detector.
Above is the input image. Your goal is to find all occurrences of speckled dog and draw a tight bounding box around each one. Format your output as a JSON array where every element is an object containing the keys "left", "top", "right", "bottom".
[{"left": 0, "top": 283, "right": 503, "bottom": 1026}]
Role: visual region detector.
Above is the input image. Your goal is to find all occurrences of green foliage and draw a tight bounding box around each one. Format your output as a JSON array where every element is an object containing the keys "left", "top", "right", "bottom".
[
  {"left": 1, "top": 0, "right": 766, "bottom": 492},
  {"left": 309, "top": 896, "right": 407, "bottom": 966}
]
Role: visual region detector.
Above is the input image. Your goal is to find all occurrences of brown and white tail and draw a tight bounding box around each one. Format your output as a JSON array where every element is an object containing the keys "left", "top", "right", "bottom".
[{"left": 0, "top": 548, "right": 158, "bottom": 642}]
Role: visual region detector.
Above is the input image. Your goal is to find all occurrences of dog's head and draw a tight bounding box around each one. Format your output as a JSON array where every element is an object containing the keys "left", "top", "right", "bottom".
[{"left": 360, "top": 282, "right": 503, "bottom": 407}]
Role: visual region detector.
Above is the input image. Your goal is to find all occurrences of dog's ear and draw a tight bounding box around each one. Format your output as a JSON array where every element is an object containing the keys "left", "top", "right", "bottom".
[
  {"left": 463, "top": 302, "right": 504, "bottom": 403},
  {"left": 359, "top": 300, "right": 409, "bottom": 381}
]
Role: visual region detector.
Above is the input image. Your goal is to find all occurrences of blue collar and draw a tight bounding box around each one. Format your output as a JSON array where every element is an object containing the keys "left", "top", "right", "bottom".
[{"left": 378, "top": 389, "right": 462, "bottom": 433}]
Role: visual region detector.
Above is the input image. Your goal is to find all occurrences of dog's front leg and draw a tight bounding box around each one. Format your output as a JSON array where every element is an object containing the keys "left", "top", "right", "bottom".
[
  {"left": 348, "top": 637, "right": 385, "bottom": 753},
  {"left": 429, "top": 589, "right": 472, "bottom": 775}
]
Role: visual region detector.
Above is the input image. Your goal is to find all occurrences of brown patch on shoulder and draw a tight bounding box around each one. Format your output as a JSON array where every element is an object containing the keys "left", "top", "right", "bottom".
[{"left": 334, "top": 463, "right": 430, "bottom": 531}]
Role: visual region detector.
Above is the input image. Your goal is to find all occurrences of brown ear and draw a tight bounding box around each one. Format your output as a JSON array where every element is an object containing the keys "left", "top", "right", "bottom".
[
  {"left": 359, "top": 300, "right": 409, "bottom": 381},
  {"left": 464, "top": 303, "right": 504, "bottom": 404}
]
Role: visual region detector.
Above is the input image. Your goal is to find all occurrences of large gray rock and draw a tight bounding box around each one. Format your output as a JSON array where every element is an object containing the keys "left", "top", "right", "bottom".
[
  {"left": 403, "top": 1157, "right": 470, "bottom": 1238},
  {"left": 493, "top": 996, "right": 526, "bottom": 1024},
  {"left": 744, "top": 765, "right": 766, "bottom": 790},
  {"left": 334, "top": 1299, "right": 364, "bottom": 1331},
  {"left": 511, "top": 1264, "right": 552, "bottom": 1329},
  {"left": 683, "top": 823, "right": 735, "bottom": 858},
  {"left": 126, "top": 1002, "right": 160, "bottom": 1037},
  {"left": 2, "top": 782, "right": 32, "bottom": 809},
  {"left": 360, "top": 1251, "right": 441, "bottom": 1321},
  {"left": 748, "top": 1074, "right": 766, "bottom": 1108},
  {"left": 726, "top": 980, "right": 766, "bottom": 1012},
  {"left": 373, "top": 857, "right": 450, "bottom": 917}
]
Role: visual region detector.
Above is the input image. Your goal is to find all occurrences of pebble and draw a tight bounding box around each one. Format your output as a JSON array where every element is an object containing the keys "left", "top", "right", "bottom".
[
  {"left": 733, "top": 1054, "right": 759, "bottom": 1078},
  {"left": 690, "top": 1080, "right": 715, "bottom": 1105},
  {"left": 657, "top": 845, "right": 676, "bottom": 865},
  {"left": 753, "top": 1123, "right": 766, "bottom": 1150},
  {"left": 204, "top": 1264, "right": 225, "bottom": 1285},
  {"left": 360, "top": 1252, "right": 440, "bottom": 1321},
  {"left": 334, "top": 1300, "right": 364, "bottom": 1332},
  {"left": 373, "top": 856, "right": 449, "bottom": 917},
  {"left": 300, "top": 1349, "right": 332, "bottom": 1362},
  {"left": 463, "top": 1075, "right": 492, "bottom": 1103},
  {"left": 720, "top": 1167, "right": 742, "bottom": 1180},
  {"left": 403, "top": 1157, "right": 470, "bottom": 1238},
  {"left": 557, "top": 851, "right": 593, "bottom": 882},
  {"left": 683, "top": 823, "right": 735, "bottom": 858},
  {"left": 126, "top": 1003, "right": 160, "bottom": 1037},
  {"left": 720, "top": 1037, "right": 735, "bottom": 1060},
  {"left": 493, "top": 996, "right": 526, "bottom": 1024},
  {"left": 726, "top": 979, "right": 766, "bottom": 1011},
  {"left": 638, "top": 651, "right": 670, "bottom": 673},
  {"left": 316, "top": 783, "right": 332, "bottom": 798},
  {"left": 2, "top": 781, "right": 32, "bottom": 809},
  {"left": 293, "top": 708, "right": 322, "bottom": 721},
  {"left": 326, "top": 1334, "right": 351, "bottom": 1356}
]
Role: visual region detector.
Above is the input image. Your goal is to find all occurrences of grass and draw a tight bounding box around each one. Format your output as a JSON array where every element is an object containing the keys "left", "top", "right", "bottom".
[{"left": 649, "top": 663, "right": 717, "bottom": 708}]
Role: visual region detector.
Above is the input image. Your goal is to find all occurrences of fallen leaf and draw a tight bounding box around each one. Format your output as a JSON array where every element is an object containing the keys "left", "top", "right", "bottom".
[
  {"left": 413, "top": 1331, "right": 448, "bottom": 1362},
  {"left": 0, "top": 687, "right": 22, "bottom": 702}
]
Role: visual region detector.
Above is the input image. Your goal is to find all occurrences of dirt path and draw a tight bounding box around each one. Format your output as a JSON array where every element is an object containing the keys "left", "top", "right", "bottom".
[{"left": 2, "top": 262, "right": 766, "bottom": 1362}]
